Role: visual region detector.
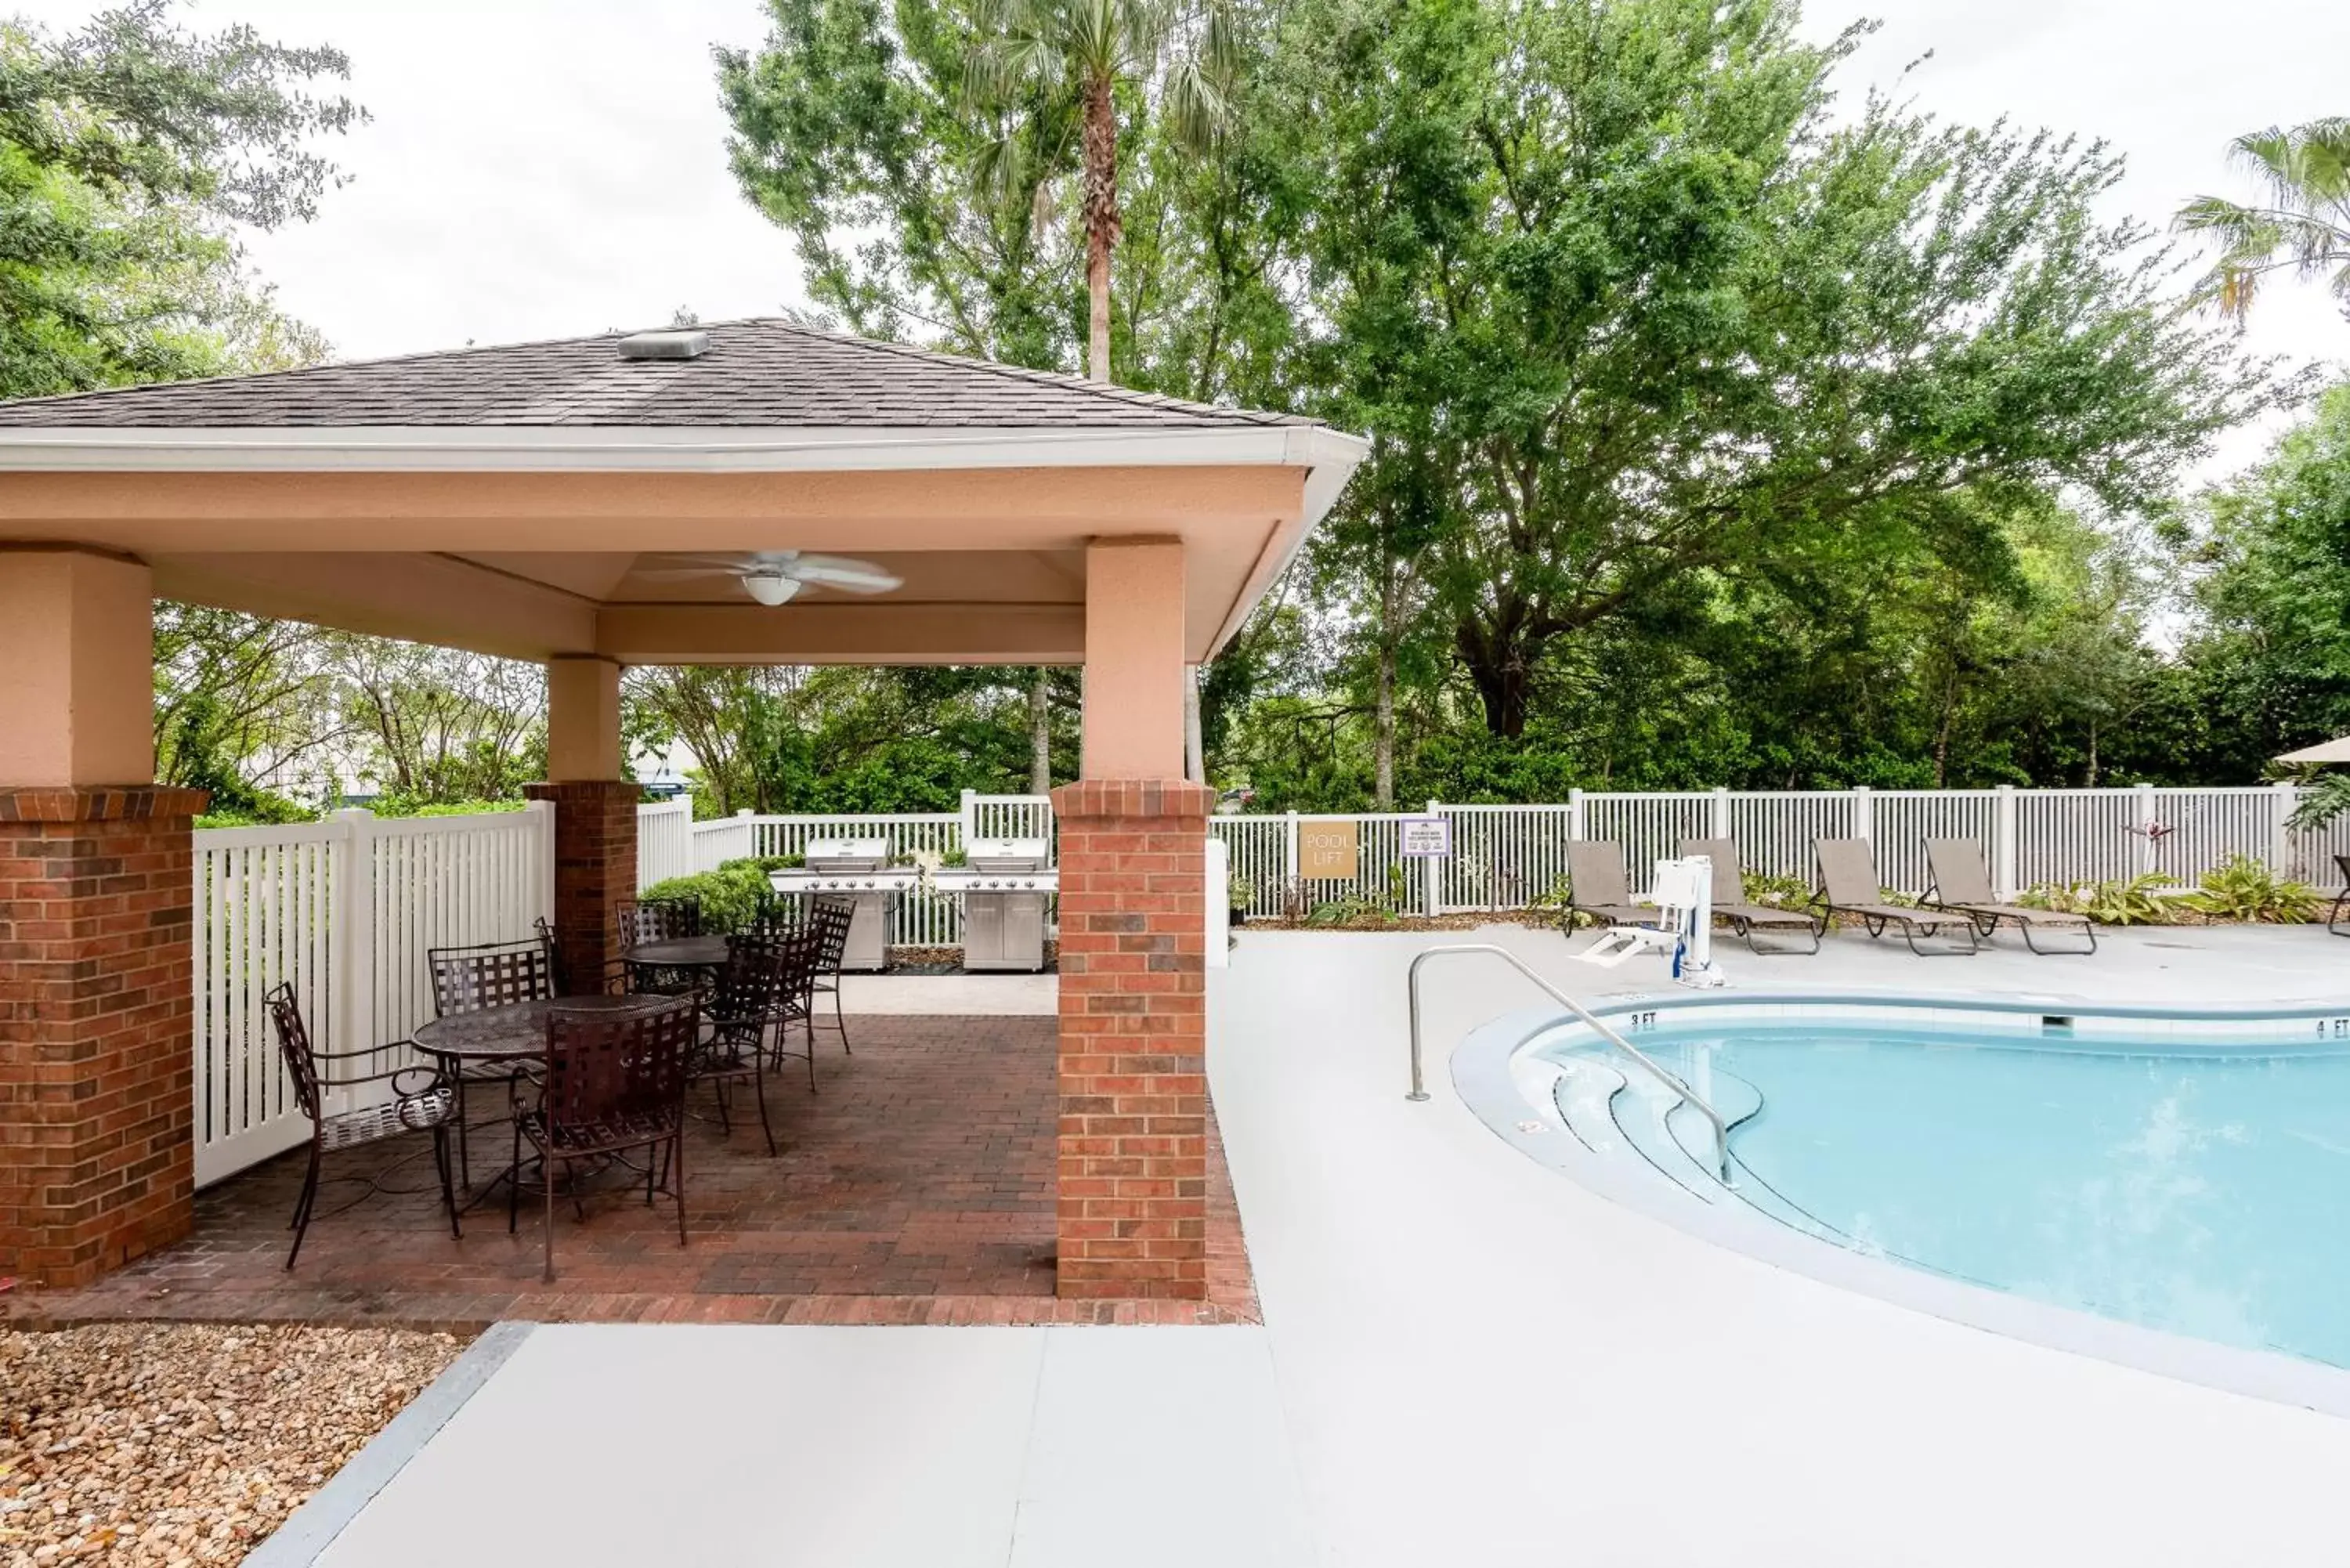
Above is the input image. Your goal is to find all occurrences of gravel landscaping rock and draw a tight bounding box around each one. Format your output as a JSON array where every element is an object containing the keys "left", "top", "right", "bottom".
[{"left": 2, "top": 1324, "right": 465, "bottom": 1566}]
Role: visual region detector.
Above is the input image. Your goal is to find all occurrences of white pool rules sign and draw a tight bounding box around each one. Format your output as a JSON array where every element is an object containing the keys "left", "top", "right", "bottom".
[{"left": 1400, "top": 816, "right": 1452, "bottom": 858}]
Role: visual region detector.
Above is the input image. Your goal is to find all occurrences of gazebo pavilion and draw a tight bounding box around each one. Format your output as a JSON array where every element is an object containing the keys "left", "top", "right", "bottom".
[{"left": 0, "top": 319, "right": 1364, "bottom": 1302}]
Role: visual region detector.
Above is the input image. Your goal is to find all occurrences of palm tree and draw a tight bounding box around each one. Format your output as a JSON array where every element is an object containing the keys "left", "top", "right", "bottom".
[
  {"left": 967, "top": 0, "right": 1235, "bottom": 382},
  {"left": 2176, "top": 117, "right": 2350, "bottom": 321}
]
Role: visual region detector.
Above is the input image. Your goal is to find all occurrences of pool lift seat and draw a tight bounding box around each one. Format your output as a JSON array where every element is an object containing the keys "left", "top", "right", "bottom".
[{"left": 1576, "top": 857, "right": 1728, "bottom": 988}]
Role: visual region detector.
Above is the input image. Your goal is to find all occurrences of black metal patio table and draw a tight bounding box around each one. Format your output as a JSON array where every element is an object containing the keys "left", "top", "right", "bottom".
[
  {"left": 623, "top": 934, "right": 732, "bottom": 994},
  {"left": 412, "top": 993, "right": 682, "bottom": 1198}
]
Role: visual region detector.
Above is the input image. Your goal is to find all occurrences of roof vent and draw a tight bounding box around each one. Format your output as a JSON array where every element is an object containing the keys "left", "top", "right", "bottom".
[{"left": 616, "top": 329, "right": 710, "bottom": 361}]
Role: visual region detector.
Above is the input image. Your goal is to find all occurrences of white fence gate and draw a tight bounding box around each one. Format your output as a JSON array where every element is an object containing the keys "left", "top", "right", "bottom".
[{"left": 192, "top": 804, "right": 555, "bottom": 1187}]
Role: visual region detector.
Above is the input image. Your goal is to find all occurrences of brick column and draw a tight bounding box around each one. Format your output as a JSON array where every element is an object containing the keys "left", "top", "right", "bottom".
[
  {"left": 1050, "top": 778, "right": 1212, "bottom": 1299},
  {"left": 0, "top": 786, "right": 207, "bottom": 1288},
  {"left": 523, "top": 780, "right": 638, "bottom": 991}
]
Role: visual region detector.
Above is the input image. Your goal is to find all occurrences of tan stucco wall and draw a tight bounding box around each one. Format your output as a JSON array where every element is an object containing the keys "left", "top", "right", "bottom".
[
  {"left": 0, "top": 549, "right": 154, "bottom": 786},
  {"left": 546, "top": 656, "right": 624, "bottom": 781},
  {"left": 1080, "top": 538, "right": 1188, "bottom": 780}
]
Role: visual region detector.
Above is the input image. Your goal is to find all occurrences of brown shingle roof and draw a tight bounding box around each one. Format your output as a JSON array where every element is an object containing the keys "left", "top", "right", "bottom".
[{"left": 0, "top": 318, "right": 1310, "bottom": 429}]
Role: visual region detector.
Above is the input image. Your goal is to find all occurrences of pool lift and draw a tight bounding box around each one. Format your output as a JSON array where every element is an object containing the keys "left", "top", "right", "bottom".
[{"left": 1574, "top": 855, "right": 1730, "bottom": 988}]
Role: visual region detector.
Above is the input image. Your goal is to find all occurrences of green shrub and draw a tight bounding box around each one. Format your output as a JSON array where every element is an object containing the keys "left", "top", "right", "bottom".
[
  {"left": 641, "top": 859, "right": 776, "bottom": 934},
  {"left": 372, "top": 796, "right": 527, "bottom": 818},
  {"left": 2181, "top": 854, "right": 2320, "bottom": 923},
  {"left": 1226, "top": 873, "right": 1256, "bottom": 909}
]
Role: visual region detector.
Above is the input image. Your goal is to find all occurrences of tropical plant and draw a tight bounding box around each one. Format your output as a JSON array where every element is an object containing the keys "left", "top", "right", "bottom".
[
  {"left": 2176, "top": 117, "right": 2350, "bottom": 320},
  {"left": 2289, "top": 773, "right": 2350, "bottom": 834},
  {"left": 1304, "top": 895, "right": 1395, "bottom": 927},
  {"left": 1742, "top": 873, "right": 1819, "bottom": 911},
  {"left": 2023, "top": 873, "right": 2178, "bottom": 925},
  {"left": 2180, "top": 854, "right": 2321, "bottom": 923},
  {"left": 964, "top": 0, "right": 1237, "bottom": 381}
]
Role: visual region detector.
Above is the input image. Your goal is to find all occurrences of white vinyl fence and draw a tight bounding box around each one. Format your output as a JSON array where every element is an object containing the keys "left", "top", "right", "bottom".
[
  {"left": 192, "top": 804, "right": 554, "bottom": 1187},
  {"left": 1209, "top": 784, "right": 2349, "bottom": 920},
  {"left": 648, "top": 792, "right": 1059, "bottom": 947}
]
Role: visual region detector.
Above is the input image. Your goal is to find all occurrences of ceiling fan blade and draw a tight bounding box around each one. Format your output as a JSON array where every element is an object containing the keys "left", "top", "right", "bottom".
[
  {"left": 786, "top": 554, "right": 903, "bottom": 593},
  {"left": 632, "top": 565, "right": 740, "bottom": 580}
]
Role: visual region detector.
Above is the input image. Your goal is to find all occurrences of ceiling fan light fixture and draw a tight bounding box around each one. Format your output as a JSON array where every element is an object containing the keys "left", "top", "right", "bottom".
[{"left": 742, "top": 571, "right": 801, "bottom": 607}]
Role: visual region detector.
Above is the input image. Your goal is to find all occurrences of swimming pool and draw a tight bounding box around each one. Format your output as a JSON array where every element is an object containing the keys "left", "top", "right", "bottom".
[{"left": 1459, "top": 995, "right": 2350, "bottom": 1400}]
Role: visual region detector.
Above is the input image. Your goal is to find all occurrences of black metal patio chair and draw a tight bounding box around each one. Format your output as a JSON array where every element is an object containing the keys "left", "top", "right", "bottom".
[
  {"left": 511, "top": 995, "right": 696, "bottom": 1283},
  {"left": 616, "top": 897, "right": 703, "bottom": 994},
  {"left": 2331, "top": 854, "right": 2350, "bottom": 938},
  {"left": 695, "top": 932, "right": 789, "bottom": 1155},
  {"left": 761, "top": 923, "right": 828, "bottom": 1093},
  {"left": 428, "top": 934, "right": 561, "bottom": 1180},
  {"left": 265, "top": 982, "right": 460, "bottom": 1270},
  {"left": 808, "top": 896, "right": 856, "bottom": 1053}
]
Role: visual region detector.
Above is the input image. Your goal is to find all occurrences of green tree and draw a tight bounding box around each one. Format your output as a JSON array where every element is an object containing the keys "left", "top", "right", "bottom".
[
  {"left": 327, "top": 637, "right": 545, "bottom": 806},
  {"left": 1271, "top": 0, "right": 2264, "bottom": 740},
  {"left": 2176, "top": 116, "right": 2350, "bottom": 320},
  {"left": 0, "top": 2, "right": 357, "bottom": 397},
  {"left": 2168, "top": 383, "right": 2350, "bottom": 775}
]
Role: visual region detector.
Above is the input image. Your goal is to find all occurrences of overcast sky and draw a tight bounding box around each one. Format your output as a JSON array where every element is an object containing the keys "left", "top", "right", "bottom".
[{"left": 17, "top": 0, "right": 2350, "bottom": 479}]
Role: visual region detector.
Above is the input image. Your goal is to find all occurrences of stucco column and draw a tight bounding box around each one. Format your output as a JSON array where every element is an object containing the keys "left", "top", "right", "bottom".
[
  {"left": 526, "top": 655, "right": 635, "bottom": 992},
  {"left": 1056, "top": 538, "right": 1208, "bottom": 1299},
  {"left": 0, "top": 547, "right": 203, "bottom": 1288},
  {"left": 1080, "top": 538, "right": 1187, "bottom": 780}
]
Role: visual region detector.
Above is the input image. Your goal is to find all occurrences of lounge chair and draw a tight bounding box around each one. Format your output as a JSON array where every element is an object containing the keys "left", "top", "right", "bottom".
[
  {"left": 1564, "top": 840, "right": 1651, "bottom": 931},
  {"left": 1813, "top": 838, "right": 1978, "bottom": 956},
  {"left": 1923, "top": 839, "right": 2097, "bottom": 955},
  {"left": 2330, "top": 854, "right": 2350, "bottom": 938},
  {"left": 1679, "top": 837, "right": 1823, "bottom": 954}
]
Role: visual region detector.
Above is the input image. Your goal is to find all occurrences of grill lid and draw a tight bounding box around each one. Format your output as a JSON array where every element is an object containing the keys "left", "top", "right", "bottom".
[
  {"left": 964, "top": 836, "right": 1048, "bottom": 872},
  {"left": 804, "top": 836, "right": 891, "bottom": 869}
]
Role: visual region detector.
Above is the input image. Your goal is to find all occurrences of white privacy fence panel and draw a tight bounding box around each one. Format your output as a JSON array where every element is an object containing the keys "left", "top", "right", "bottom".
[
  {"left": 2150, "top": 786, "right": 2287, "bottom": 884},
  {"left": 1213, "top": 815, "right": 1292, "bottom": 919},
  {"left": 637, "top": 797, "right": 695, "bottom": 887},
  {"left": 361, "top": 809, "right": 557, "bottom": 1079},
  {"left": 963, "top": 792, "right": 1056, "bottom": 853},
  {"left": 1869, "top": 791, "right": 2000, "bottom": 896},
  {"left": 2015, "top": 789, "right": 2142, "bottom": 891},
  {"left": 1726, "top": 792, "right": 1856, "bottom": 883},
  {"left": 1441, "top": 805, "right": 1574, "bottom": 910},
  {"left": 1581, "top": 793, "right": 1715, "bottom": 897},
  {"left": 192, "top": 805, "right": 554, "bottom": 1187},
  {"left": 193, "top": 822, "right": 338, "bottom": 1187}
]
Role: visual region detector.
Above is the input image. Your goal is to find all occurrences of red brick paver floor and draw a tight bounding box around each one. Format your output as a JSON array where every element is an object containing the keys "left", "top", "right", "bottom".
[{"left": 9, "top": 1016, "right": 1256, "bottom": 1330}]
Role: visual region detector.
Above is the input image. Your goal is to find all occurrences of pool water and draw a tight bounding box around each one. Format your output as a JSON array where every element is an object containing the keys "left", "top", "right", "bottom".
[{"left": 1585, "top": 1024, "right": 2350, "bottom": 1369}]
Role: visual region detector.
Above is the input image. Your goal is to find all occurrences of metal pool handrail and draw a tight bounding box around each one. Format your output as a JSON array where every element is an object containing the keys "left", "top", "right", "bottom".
[{"left": 1406, "top": 944, "right": 1734, "bottom": 1185}]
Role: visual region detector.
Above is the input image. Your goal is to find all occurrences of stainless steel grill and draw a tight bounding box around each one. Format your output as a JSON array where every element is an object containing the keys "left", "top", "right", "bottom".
[
  {"left": 768, "top": 836, "right": 902, "bottom": 970},
  {"left": 930, "top": 837, "right": 1056, "bottom": 972}
]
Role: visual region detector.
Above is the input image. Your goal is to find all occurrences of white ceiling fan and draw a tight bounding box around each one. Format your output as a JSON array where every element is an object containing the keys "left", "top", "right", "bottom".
[{"left": 634, "top": 550, "right": 903, "bottom": 606}]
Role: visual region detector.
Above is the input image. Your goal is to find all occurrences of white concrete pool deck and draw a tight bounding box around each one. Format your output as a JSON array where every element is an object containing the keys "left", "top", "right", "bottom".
[{"left": 266, "top": 923, "right": 2350, "bottom": 1565}]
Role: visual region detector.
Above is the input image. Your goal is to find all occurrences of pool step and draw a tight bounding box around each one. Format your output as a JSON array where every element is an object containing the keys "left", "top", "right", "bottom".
[
  {"left": 1608, "top": 1072, "right": 1741, "bottom": 1202},
  {"left": 1551, "top": 1058, "right": 1629, "bottom": 1154}
]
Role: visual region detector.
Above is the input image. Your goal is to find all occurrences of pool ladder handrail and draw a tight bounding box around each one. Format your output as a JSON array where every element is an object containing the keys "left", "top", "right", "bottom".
[{"left": 1406, "top": 943, "right": 1734, "bottom": 1187}]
